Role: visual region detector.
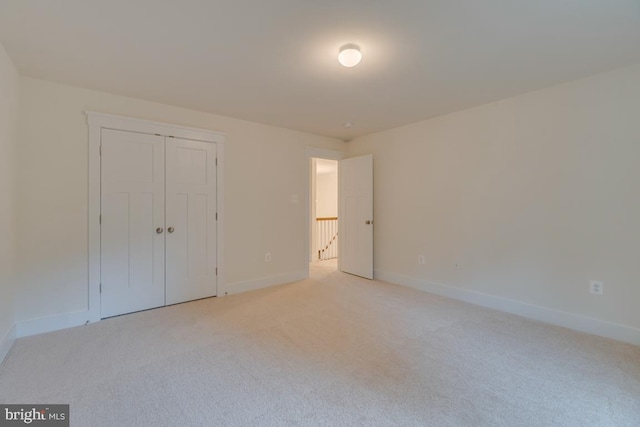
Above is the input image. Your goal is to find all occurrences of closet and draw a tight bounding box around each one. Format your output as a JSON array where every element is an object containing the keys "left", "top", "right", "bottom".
[{"left": 90, "top": 115, "right": 222, "bottom": 319}]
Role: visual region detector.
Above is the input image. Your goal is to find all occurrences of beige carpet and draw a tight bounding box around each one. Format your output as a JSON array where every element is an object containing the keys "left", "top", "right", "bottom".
[{"left": 1, "top": 260, "right": 639, "bottom": 426}]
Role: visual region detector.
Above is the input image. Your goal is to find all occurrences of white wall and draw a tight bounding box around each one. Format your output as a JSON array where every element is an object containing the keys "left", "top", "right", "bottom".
[
  {"left": 316, "top": 165, "right": 338, "bottom": 218},
  {"left": 348, "top": 64, "right": 640, "bottom": 339},
  {"left": 9, "top": 63, "right": 640, "bottom": 344},
  {"left": 0, "top": 41, "right": 19, "bottom": 355},
  {"left": 16, "top": 77, "right": 345, "bottom": 324}
]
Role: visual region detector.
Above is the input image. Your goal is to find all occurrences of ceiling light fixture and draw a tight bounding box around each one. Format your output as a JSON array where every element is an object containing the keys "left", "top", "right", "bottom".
[{"left": 338, "top": 44, "right": 362, "bottom": 68}]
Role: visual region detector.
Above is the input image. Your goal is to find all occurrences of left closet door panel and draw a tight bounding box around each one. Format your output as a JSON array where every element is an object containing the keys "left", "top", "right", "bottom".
[{"left": 101, "top": 129, "right": 166, "bottom": 318}]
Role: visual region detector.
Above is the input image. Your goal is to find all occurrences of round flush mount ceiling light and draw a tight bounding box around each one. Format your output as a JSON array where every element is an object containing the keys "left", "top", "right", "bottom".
[{"left": 338, "top": 44, "right": 362, "bottom": 67}]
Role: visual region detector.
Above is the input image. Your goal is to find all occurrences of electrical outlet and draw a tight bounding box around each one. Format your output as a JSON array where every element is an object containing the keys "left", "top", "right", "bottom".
[
  {"left": 265, "top": 252, "right": 272, "bottom": 262},
  {"left": 589, "top": 280, "right": 603, "bottom": 295},
  {"left": 418, "top": 255, "right": 425, "bottom": 264}
]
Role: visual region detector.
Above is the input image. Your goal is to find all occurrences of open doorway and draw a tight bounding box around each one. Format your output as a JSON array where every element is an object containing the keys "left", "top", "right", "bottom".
[
  {"left": 310, "top": 158, "right": 339, "bottom": 270},
  {"left": 304, "top": 148, "right": 373, "bottom": 280}
]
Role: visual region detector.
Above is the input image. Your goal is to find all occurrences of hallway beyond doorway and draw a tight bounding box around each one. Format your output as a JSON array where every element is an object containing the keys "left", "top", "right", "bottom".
[{"left": 310, "top": 258, "right": 338, "bottom": 272}]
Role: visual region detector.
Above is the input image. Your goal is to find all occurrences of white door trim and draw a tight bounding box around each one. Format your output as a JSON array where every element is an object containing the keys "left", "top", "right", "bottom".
[
  {"left": 86, "top": 111, "right": 226, "bottom": 322},
  {"left": 304, "top": 147, "right": 346, "bottom": 278}
]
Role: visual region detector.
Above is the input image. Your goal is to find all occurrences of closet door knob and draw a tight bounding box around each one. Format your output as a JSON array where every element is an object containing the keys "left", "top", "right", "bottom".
[
  {"left": 168, "top": 227, "right": 175, "bottom": 233},
  {"left": 156, "top": 227, "right": 164, "bottom": 234}
]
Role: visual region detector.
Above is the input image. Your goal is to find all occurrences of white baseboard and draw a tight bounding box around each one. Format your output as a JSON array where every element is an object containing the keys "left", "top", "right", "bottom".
[
  {"left": 0, "top": 323, "right": 16, "bottom": 365},
  {"left": 16, "top": 310, "right": 93, "bottom": 338},
  {"left": 225, "top": 270, "right": 307, "bottom": 296},
  {"left": 375, "top": 269, "right": 640, "bottom": 347},
  {"left": 13, "top": 270, "right": 308, "bottom": 337}
]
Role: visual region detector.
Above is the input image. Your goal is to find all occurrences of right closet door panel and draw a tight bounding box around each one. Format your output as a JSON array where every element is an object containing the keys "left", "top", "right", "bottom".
[{"left": 165, "top": 138, "right": 217, "bottom": 304}]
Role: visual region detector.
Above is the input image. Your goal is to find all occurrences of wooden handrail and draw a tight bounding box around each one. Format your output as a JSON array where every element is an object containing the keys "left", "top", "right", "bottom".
[
  {"left": 318, "top": 232, "right": 338, "bottom": 259},
  {"left": 316, "top": 217, "right": 338, "bottom": 221}
]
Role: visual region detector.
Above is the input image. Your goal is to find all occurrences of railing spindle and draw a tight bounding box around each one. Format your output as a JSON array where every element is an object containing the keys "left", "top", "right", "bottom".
[{"left": 315, "top": 217, "right": 338, "bottom": 260}]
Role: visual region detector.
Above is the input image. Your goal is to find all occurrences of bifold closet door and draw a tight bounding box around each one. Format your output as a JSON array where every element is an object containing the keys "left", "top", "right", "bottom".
[
  {"left": 100, "top": 129, "right": 166, "bottom": 318},
  {"left": 165, "top": 138, "right": 217, "bottom": 304}
]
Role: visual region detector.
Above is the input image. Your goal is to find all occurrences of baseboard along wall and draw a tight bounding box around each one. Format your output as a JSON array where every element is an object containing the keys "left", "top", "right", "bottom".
[
  {"left": 4, "top": 267, "right": 637, "bottom": 363},
  {"left": 0, "top": 324, "right": 16, "bottom": 365},
  {"left": 375, "top": 269, "right": 640, "bottom": 347},
  {"left": 224, "top": 270, "right": 307, "bottom": 296}
]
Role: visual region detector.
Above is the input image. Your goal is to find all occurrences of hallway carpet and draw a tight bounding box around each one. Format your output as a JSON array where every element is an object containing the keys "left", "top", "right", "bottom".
[{"left": 1, "top": 261, "right": 639, "bottom": 426}]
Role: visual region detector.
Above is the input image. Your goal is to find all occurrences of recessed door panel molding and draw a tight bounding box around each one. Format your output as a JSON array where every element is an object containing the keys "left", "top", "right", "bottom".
[
  {"left": 339, "top": 154, "right": 374, "bottom": 279},
  {"left": 88, "top": 112, "right": 225, "bottom": 322}
]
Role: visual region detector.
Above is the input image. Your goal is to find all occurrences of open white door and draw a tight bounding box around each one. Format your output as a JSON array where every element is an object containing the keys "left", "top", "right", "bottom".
[{"left": 339, "top": 154, "right": 373, "bottom": 279}]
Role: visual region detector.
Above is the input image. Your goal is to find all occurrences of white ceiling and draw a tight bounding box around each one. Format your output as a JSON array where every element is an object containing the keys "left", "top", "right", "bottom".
[{"left": 1, "top": 1, "right": 639, "bottom": 141}]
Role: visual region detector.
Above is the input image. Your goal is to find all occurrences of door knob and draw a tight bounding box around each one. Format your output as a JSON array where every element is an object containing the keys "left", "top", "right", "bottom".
[
  {"left": 167, "top": 226, "right": 175, "bottom": 233},
  {"left": 156, "top": 227, "right": 164, "bottom": 234},
  {"left": 365, "top": 220, "right": 373, "bottom": 225}
]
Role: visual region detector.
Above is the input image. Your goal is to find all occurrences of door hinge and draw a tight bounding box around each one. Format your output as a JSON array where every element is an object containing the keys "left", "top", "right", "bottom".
[
  {"left": 215, "top": 158, "right": 218, "bottom": 166},
  {"left": 99, "top": 145, "right": 102, "bottom": 156},
  {"left": 99, "top": 283, "right": 102, "bottom": 293},
  {"left": 215, "top": 212, "right": 218, "bottom": 221},
  {"left": 99, "top": 214, "right": 101, "bottom": 225},
  {"left": 215, "top": 267, "right": 218, "bottom": 276}
]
